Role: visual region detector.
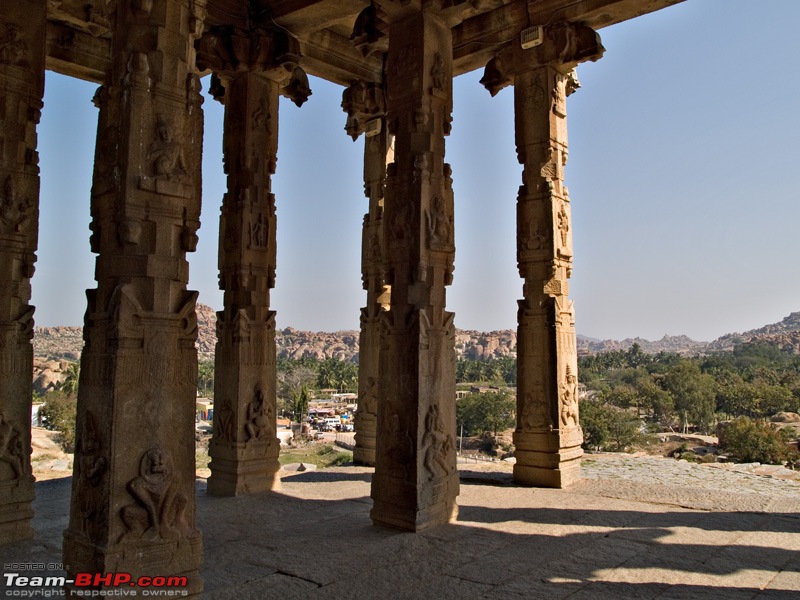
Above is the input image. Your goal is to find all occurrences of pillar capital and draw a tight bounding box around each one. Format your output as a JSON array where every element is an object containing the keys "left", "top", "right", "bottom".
[
  {"left": 341, "top": 80, "right": 386, "bottom": 141},
  {"left": 480, "top": 21, "right": 603, "bottom": 96},
  {"left": 195, "top": 23, "right": 311, "bottom": 107}
]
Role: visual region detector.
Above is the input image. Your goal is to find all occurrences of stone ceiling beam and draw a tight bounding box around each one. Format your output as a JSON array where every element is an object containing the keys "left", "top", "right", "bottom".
[
  {"left": 45, "top": 21, "right": 110, "bottom": 83},
  {"left": 453, "top": 0, "right": 685, "bottom": 75},
  {"left": 298, "top": 29, "right": 383, "bottom": 86}
]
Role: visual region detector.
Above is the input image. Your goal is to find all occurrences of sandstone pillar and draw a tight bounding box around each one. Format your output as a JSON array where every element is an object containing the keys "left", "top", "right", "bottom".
[
  {"left": 63, "top": 0, "right": 207, "bottom": 592},
  {"left": 196, "top": 25, "right": 310, "bottom": 496},
  {"left": 481, "top": 23, "right": 603, "bottom": 488},
  {"left": 370, "top": 10, "right": 458, "bottom": 531},
  {"left": 341, "top": 81, "right": 389, "bottom": 466},
  {"left": 0, "top": 0, "right": 45, "bottom": 545}
]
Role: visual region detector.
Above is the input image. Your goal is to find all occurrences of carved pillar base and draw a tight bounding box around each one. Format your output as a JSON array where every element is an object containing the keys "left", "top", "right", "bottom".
[
  {"left": 353, "top": 414, "right": 376, "bottom": 466},
  {"left": 207, "top": 441, "right": 279, "bottom": 496},
  {"left": 513, "top": 430, "right": 583, "bottom": 488}
]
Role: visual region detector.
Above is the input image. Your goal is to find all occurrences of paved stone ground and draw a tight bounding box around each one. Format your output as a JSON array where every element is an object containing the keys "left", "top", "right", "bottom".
[{"left": 2, "top": 455, "right": 799, "bottom": 599}]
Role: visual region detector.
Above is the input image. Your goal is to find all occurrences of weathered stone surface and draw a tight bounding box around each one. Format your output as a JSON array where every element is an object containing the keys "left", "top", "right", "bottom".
[{"left": 0, "top": 0, "right": 46, "bottom": 545}]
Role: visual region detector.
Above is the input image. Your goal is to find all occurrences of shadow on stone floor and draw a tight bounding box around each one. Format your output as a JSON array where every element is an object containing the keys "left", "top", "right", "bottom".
[{"left": 1, "top": 471, "right": 798, "bottom": 599}]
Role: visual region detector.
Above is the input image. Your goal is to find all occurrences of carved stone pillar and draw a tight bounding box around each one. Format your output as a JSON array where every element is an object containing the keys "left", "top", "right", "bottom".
[
  {"left": 481, "top": 23, "right": 603, "bottom": 488},
  {"left": 63, "top": 0, "right": 207, "bottom": 592},
  {"left": 342, "top": 81, "right": 389, "bottom": 466},
  {"left": 208, "top": 73, "right": 280, "bottom": 495},
  {"left": 196, "top": 24, "right": 309, "bottom": 496},
  {"left": 0, "top": 0, "right": 45, "bottom": 545},
  {"left": 370, "top": 10, "right": 459, "bottom": 531}
]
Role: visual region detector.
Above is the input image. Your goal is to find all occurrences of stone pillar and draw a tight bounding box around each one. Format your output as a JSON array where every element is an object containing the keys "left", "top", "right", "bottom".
[
  {"left": 63, "top": 0, "right": 207, "bottom": 592},
  {"left": 481, "top": 23, "right": 603, "bottom": 488},
  {"left": 0, "top": 0, "right": 45, "bottom": 545},
  {"left": 370, "top": 10, "right": 458, "bottom": 531},
  {"left": 208, "top": 73, "right": 281, "bottom": 495},
  {"left": 341, "top": 81, "right": 389, "bottom": 466},
  {"left": 196, "top": 24, "right": 309, "bottom": 496}
]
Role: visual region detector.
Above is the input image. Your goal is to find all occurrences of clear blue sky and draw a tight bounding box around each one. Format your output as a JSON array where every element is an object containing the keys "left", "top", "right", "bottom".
[{"left": 33, "top": 0, "right": 799, "bottom": 342}]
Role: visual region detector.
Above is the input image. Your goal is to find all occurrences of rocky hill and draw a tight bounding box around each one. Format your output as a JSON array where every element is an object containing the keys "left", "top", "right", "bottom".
[
  {"left": 33, "top": 304, "right": 800, "bottom": 363},
  {"left": 709, "top": 311, "right": 800, "bottom": 353}
]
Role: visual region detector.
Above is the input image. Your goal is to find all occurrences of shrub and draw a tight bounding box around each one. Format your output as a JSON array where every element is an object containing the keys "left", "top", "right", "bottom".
[
  {"left": 720, "top": 416, "right": 798, "bottom": 465},
  {"left": 316, "top": 444, "right": 335, "bottom": 455},
  {"left": 328, "top": 452, "right": 352, "bottom": 466}
]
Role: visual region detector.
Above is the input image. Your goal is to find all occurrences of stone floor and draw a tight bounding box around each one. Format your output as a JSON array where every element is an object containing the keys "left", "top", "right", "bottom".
[{"left": 2, "top": 455, "right": 799, "bottom": 599}]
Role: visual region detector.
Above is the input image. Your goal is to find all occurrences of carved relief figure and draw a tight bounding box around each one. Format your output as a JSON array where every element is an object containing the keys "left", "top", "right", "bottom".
[
  {"left": 0, "top": 22, "right": 27, "bottom": 65},
  {"left": 0, "top": 413, "right": 24, "bottom": 480},
  {"left": 422, "top": 404, "right": 453, "bottom": 481},
  {"left": 426, "top": 196, "right": 449, "bottom": 246},
  {"left": 215, "top": 397, "right": 235, "bottom": 443},
  {"left": 250, "top": 213, "right": 269, "bottom": 248},
  {"left": 385, "top": 411, "right": 413, "bottom": 480},
  {"left": 147, "top": 114, "right": 188, "bottom": 182},
  {"left": 522, "top": 217, "right": 547, "bottom": 251},
  {"left": 0, "top": 175, "right": 33, "bottom": 234},
  {"left": 359, "top": 376, "right": 378, "bottom": 415},
  {"left": 251, "top": 97, "right": 270, "bottom": 132},
  {"left": 520, "top": 390, "right": 550, "bottom": 430},
  {"left": 430, "top": 53, "right": 445, "bottom": 91},
  {"left": 120, "top": 447, "right": 188, "bottom": 542},
  {"left": 391, "top": 199, "right": 412, "bottom": 241},
  {"left": 557, "top": 204, "right": 569, "bottom": 248},
  {"left": 76, "top": 413, "right": 107, "bottom": 533},
  {"left": 246, "top": 385, "right": 274, "bottom": 442},
  {"left": 560, "top": 367, "right": 579, "bottom": 427}
]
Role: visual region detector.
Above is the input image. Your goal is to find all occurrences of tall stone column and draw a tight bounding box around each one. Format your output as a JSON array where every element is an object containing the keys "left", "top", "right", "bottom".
[
  {"left": 342, "top": 81, "right": 389, "bottom": 466},
  {"left": 196, "top": 25, "right": 310, "bottom": 496},
  {"left": 371, "top": 10, "right": 459, "bottom": 531},
  {"left": 481, "top": 23, "right": 603, "bottom": 488},
  {"left": 0, "top": 0, "right": 45, "bottom": 545},
  {"left": 63, "top": 0, "right": 207, "bottom": 592}
]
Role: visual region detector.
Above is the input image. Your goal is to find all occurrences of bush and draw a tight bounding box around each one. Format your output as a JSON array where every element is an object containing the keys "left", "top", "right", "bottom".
[
  {"left": 39, "top": 391, "right": 77, "bottom": 453},
  {"left": 328, "top": 452, "right": 352, "bottom": 466},
  {"left": 316, "top": 444, "right": 335, "bottom": 455},
  {"left": 720, "top": 417, "right": 798, "bottom": 465}
]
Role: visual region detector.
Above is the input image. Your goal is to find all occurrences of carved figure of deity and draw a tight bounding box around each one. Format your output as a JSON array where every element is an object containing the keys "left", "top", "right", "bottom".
[
  {"left": 245, "top": 385, "right": 273, "bottom": 441},
  {"left": 147, "top": 114, "right": 188, "bottom": 182},
  {"left": 0, "top": 414, "right": 24, "bottom": 480},
  {"left": 560, "top": 367, "right": 579, "bottom": 427},
  {"left": 422, "top": 404, "right": 452, "bottom": 481},
  {"left": 119, "top": 447, "right": 188, "bottom": 542}
]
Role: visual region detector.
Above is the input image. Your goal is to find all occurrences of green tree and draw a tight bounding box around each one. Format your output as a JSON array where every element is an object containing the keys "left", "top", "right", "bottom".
[
  {"left": 662, "top": 361, "right": 716, "bottom": 433},
  {"left": 39, "top": 390, "right": 77, "bottom": 452},
  {"left": 456, "top": 392, "right": 515, "bottom": 438},
  {"left": 579, "top": 400, "right": 646, "bottom": 452},
  {"left": 292, "top": 386, "right": 310, "bottom": 423},
  {"left": 197, "top": 360, "right": 214, "bottom": 397}
]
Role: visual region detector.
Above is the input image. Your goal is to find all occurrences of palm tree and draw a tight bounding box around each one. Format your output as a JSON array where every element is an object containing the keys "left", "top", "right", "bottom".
[{"left": 58, "top": 361, "right": 80, "bottom": 396}]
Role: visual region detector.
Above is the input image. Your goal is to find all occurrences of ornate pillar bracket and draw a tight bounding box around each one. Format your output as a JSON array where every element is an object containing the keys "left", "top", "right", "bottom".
[
  {"left": 196, "top": 23, "right": 305, "bottom": 496},
  {"left": 64, "top": 0, "right": 207, "bottom": 592},
  {"left": 0, "top": 0, "right": 46, "bottom": 545},
  {"left": 480, "top": 22, "right": 602, "bottom": 489},
  {"left": 370, "top": 8, "right": 459, "bottom": 531},
  {"left": 341, "top": 80, "right": 390, "bottom": 466},
  {"left": 196, "top": 24, "right": 311, "bottom": 107}
]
